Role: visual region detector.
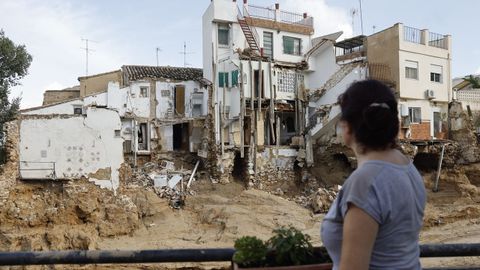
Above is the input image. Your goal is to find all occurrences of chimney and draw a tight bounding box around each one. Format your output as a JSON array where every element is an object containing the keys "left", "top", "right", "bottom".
[
  {"left": 303, "top": 13, "right": 307, "bottom": 19},
  {"left": 243, "top": 0, "right": 247, "bottom": 4},
  {"left": 275, "top": 3, "right": 280, "bottom": 9}
]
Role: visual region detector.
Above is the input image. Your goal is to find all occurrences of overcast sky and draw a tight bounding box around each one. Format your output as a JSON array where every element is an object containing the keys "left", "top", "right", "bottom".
[{"left": 1, "top": 0, "right": 479, "bottom": 108}]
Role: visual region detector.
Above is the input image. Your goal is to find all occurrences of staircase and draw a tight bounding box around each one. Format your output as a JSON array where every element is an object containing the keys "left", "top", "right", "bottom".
[
  {"left": 309, "top": 62, "right": 362, "bottom": 102},
  {"left": 237, "top": 6, "right": 260, "bottom": 54}
]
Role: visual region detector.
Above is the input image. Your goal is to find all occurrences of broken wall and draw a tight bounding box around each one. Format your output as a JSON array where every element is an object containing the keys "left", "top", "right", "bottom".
[
  {"left": 449, "top": 101, "right": 480, "bottom": 164},
  {"left": 155, "top": 80, "right": 208, "bottom": 119},
  {"left": 19, "top": 108, "right": 124, "bottom": 190}
]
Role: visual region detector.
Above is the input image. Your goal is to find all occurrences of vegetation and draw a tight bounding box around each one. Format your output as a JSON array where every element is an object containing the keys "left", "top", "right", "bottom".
[
  {"left": 233, "top": 226, "right": 331, "bottom": 268},
  {"left": 0, "top": 29, "right": 32, "bottom": 162},
  {"left": 463, "top": 75, "right": 480, "bottom": 89}
]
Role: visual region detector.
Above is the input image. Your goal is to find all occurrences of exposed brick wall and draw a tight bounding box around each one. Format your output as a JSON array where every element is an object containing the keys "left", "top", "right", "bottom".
[
  {"left": 410, "top": 121, "right": 431, "bottom": 140},
  {"left": 43, "top": 90, "right": 80, "bottom": 105}
]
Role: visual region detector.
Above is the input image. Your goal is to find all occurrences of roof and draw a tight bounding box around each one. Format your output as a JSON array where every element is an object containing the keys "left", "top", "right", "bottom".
[
  {"left": 312, "top": 31, "right": 343, "bottom": 47},
  {"left": 45, "top": 85, "right": 80, "bottom": 93},
  {"left": 122, "top": 65, "right": 203, "bottom": 82},
  {"left": 334, "top": 35, "right": 366, "bottom": 50}
]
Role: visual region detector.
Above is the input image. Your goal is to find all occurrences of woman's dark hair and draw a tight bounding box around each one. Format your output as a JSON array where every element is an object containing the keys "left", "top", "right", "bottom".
[{"left": 338, "top": 79, "right": 399, "bottom": 152}]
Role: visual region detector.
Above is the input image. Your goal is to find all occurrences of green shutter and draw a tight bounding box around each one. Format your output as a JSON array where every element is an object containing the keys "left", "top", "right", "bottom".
[
  {"left": 219, "top": 72, "right": 229, "bottom": 88},
  {"left": 232, "top": 70, "right": 239, "bottom": 86}
]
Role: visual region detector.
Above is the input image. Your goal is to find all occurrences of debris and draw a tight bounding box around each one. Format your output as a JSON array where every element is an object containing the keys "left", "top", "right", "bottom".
[{"left": 187, "top": 160, "right": 201, "bottom": 189}]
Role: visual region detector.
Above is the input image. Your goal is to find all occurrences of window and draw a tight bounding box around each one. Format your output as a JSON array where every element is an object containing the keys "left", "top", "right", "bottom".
[
  {"left": 283, "top": 36, "right": 301, "bottom": 55},
  {"left": 430, "top": 64, "right": 443, "bottom": 83},
  {"left": 73, "top": 105, "right": 83, "bottom": 115},
  {"left": 114, "top": 130, "right": 121, "bottom": 138},
  {"left": 219, "top": 72, "right": 229, "bottom": 87},
  {"left": 218, "top": 24, "right": 230, "bottom": 46},
  {"left": 405, "top": 60, "right": 418, "bottom": 79},
  {"left": 409, "top": 107, "right": 421, "bottom": 123},
  {"left": 263, "top": 32, "right": 273, "bottom": 59},
  {"left": 231, "top": 70, "right": 239, "bottom": 87},
  {"left": 161, "top": 90, "right": 170, "bottom": 97},
  {"left": 139, "top": 86, "right": 149, "bottom": 98}
]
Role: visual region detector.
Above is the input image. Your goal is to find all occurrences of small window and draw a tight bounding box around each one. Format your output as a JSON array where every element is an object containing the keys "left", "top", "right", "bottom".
[
  {"left": 139, "top": 86, "right": 149, "bottom": 98},
  {"left": 218, "top": 24, "right": 230, "bottom": 46},
  {"left": 231, "top": 70, "right": 239, "bottom": 87},
  {"left": 430, "top": 64, "right": 443, "bottom": 83},
  {"left": 219, "top": 72, "right": 229, "bottom": 88},
  {"left": 114, "top": 130, "right": 121, "bottom": 137},
  {"left": 263, "top": 32, "right": 273, "bottom": 59},
  {"left": 405, "top": 60, "right": 418, "bottom": 79},
  {"left": 161, "top": 90, "right": 170, "bottom": 97},
  {"left": 409, "top": 107, "right": 421, "bottom": 123},
  {"left": 73, "top": 106, "right": 83, "bottom": 115},
  {"left": 283, "top": 36, "right": 301, "bottom": 55}
]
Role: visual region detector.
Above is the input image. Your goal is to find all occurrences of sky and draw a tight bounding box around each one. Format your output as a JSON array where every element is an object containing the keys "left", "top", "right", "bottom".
[{"left": 1, "top": 0, "right": 479, "bottom": 109}]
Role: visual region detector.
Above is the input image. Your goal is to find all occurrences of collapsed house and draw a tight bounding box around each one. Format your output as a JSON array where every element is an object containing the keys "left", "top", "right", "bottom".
[{"left": 18, "top": 65, "right": 209, "bottom": 190}]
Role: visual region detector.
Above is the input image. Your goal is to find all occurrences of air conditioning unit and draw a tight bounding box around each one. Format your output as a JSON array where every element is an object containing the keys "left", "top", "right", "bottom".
[{"left": 425, "top": 89, "right": 435, "bottom": 99}]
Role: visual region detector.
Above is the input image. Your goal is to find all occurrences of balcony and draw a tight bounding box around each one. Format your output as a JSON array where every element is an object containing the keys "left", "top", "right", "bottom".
[
  {"left": 403, "top": 25, "right": 449, "bottom": 50},
  {"left": 334, "top": 35, "right": 366, "bottom": 63},
  {"left": 242, "top": 4, "right": 314, "bottom": 35}
]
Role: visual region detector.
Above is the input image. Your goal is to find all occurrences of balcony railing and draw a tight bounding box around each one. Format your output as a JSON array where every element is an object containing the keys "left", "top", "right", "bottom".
[
  {"left": 429, "top": 32, "right": 448, "bottom": 49},
  {"left": 246, "top": 5, "right": 313, "bottom": 27},
  {"left": 404, "top": 26, "right": 422, "bottom": 44}
]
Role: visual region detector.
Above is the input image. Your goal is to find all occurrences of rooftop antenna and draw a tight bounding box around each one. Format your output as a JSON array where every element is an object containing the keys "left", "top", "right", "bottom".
[
  {"left": 350, "top": 8, "right": 357, "bottom": 35},
  {"left": 179, "top": 41, "right": 195, "bottom": 67},
  {"left": 359, "top": 0, "right": 364, "bottom": 35},
  {"left": 81, "top": 38, "right": 97, "bottom": 77},
  {"left": 156, "top": 47, "right": 162, "bottom": 66}
]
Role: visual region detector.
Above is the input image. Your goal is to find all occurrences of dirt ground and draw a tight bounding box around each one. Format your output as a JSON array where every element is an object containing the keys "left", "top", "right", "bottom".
[{"left": 1, "top": 161, "right": 480, "bottom": 269}]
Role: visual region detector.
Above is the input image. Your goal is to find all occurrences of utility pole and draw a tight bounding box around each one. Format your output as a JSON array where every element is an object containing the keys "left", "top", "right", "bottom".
[
  {"left": 156, "top": 47, "right": 162, "bottom": 66},
  {"left": 81, "top": 38, "right": 97, "bottom": 77},
  {"left": 179, "top": 42, "right": 195, "bottom": 67},
  {"left": 359, "top": 0, "right": 364, "bottom": 35}
]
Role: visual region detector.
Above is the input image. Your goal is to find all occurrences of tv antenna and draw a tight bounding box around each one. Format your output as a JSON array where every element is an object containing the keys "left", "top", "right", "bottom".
[
  {"left": 179, "top": 42, "right": 195, "bottom": 67},
  {"left": 81, "top": 38, "right": 98, "bottom": 76},
  {"left": 350, "top": 8, "right": 357, "bottom": 35},
  {"left": 359, "top": 0, "right": 364, "bottom": 35},
  {"left": 156, "top": 47, "right": 162, "bottom": 66}
]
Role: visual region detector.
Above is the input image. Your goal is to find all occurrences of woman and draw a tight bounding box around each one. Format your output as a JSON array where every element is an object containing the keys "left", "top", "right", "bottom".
[{"left": 321, "top": 80, "right": 426, "bottom": 270}]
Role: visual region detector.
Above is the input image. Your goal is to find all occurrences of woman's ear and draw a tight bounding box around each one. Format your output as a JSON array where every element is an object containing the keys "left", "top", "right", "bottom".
[{"left": 340, "top": 121, "right": 354, "bottom": 147}]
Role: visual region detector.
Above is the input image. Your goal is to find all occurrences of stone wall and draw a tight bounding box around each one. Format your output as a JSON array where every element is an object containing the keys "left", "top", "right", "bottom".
[{"left": 43, "top": 90, "right": 80, "bottom": 105}]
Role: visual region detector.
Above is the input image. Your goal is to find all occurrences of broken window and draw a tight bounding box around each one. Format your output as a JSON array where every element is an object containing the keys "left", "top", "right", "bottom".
[
  {"left": 137, "top": 123, "right": 149, "bottom": 151},
  {"left": 219, "top": 72, "right": 229, "bottom": 88},
  {"left": 218, "top": 24, "right": 230, "bottom": 46},
  {"left": 408, "top": 107, "right": 421, "bottom": 123},
  {"left": 73, "top": 105, "right": 83, "bottom": 115},
  {"left": 283, "top": 36, "right": 301, "bottom": 55},
  {"left": 192, "top": 92, "right": 204, "bottom": 117},
  {"left": 139, "top": 86, "right": 149, "bottom": 98}
]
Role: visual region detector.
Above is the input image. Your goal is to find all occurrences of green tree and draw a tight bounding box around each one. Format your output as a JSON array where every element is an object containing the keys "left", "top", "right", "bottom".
[
  {"left": 463, "top": 75, "right": 480, "bottom": 89},
  {"left": 0, "top": 29, "right": 32, "bottom": 142}
]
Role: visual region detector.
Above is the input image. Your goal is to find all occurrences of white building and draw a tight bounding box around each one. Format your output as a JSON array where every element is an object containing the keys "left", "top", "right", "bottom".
[
  {"left": 308, "top": 23, "right": 452, "bottom": 143},
  {"left": 18, "top": 65, "right": 209, "bottom": 190}
]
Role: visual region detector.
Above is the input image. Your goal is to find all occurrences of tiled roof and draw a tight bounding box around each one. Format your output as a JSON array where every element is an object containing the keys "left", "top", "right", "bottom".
[{"left": 122, "top": 65, "right": 203, "bottom": 82}]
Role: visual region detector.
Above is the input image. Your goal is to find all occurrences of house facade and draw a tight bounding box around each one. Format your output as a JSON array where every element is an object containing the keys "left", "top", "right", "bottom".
[
  {"left": 203, "top": 0, "right": 316, "bottom": 183},
  {"left": 18, "top": 65, "right": 209, "bottom": 190},
  {"left": 308, "top": 23, "right": 452, "bottom": 143}
]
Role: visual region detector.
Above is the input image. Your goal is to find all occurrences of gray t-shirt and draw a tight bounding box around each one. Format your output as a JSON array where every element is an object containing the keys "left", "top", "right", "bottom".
[{"left": 321, "top": 160, "right": 426, "bottom": 270}]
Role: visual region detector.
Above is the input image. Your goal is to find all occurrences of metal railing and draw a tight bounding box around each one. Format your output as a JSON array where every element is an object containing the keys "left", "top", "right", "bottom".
[
  {"left": 0, "top": 244, "right": 479, "bottom": 268},
  {"left": 242, "top": 6, "right": 261, "bottom": 50},
  {"left": 247, "top": 4, "right": 275, "bottom": 21},
  {"left": 404, "top": 25, "right": 422, "bottom": 44},
  {"left": 279, "top": 9, "right": 312, "bottom": 27},
  {"left": 246, "top": 5, "right": 313, "bottom": 27},
  {"left": 19, "top": 161, "right": 56, "bottom": 180},
  {"left": 429, "top": 31, "right": 448, "bottom": 49}
]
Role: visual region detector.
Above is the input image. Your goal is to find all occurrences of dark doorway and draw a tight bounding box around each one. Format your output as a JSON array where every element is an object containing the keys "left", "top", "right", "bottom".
[
  {"left": 253, "top": 70, "right": 265, "bottom": 99},
  {"left": 173, "top": 123, "right": 189, "bottom": 151}
]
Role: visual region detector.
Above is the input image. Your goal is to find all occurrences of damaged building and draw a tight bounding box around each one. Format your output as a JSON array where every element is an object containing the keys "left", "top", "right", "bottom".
[{"left": 18, "top": 65, "right": 209, "bottom": 190}]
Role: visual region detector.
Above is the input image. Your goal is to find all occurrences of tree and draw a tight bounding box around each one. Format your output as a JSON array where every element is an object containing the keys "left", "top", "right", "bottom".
[
  {"left": 0, "top": 29, "right": 32, "bottom": 142},
  {"left": 463, "top": 75, "right": 480, "bottom": 89}
]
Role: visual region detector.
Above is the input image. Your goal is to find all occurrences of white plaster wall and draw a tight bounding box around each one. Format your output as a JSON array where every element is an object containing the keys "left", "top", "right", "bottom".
[
  {"left": 399, "top": 50, "right": 451, "bottom": 102},
  {"left": 306, "top": 42, "right": 340, "bottom": 89},
  {"left": 129, "top": 82, "right": 151, "bottom": 118},
  {"left": 19, "top": 108, "right": 124, "bottom": 190},
  {"left": 202, "top": 0, "right": 215, "bottom": 82},
  {"left": 84, "top": 92, "right": 107, "bottom": 107},
  {"left": 155, "top": 81, "right": 207, "bottom": 119},
  {"left": 159, "top": 126, "right": 173, "bottom": 151},
  {"left": 22, "top": 100, "right": 83, "bottom": 115}
]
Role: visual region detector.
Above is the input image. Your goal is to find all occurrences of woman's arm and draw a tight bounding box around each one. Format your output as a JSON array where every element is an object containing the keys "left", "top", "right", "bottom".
[{"left": 339, "top": 204, "right": 379, "bottom": 270}]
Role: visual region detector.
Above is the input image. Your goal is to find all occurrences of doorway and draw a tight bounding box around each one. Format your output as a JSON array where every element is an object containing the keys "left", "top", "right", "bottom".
[
  {"left": 173, "top": 123, "right": 189, "bottom": 151},
  {"left": 174, "top": 85, "right": 185, "bottom": 116}
]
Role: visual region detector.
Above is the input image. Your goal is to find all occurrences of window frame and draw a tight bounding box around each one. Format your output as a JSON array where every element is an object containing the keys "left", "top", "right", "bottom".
[
  {"left": 408, "top": 107, "right": 422, "bottom": 124},
  {"left": 218, "top": 72, "right": 229, "bottom": 88},
  {"left": 218, "top": 24, "right": 230, "bottom": 47},
  {"left": 139, "top": 86, "right": 150, "bottom": 98},
  {"left": 283, "top": 36, "right": 302, "bottom": 56},
  {"left": 430, "top": 64, "right": 443, "bottom": 83},
  {"left": 263, "top": 31, "right": 274, "bottom": 59},
  {"left": 405, "top": 60, "right": 419, "bottom": 80}
]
